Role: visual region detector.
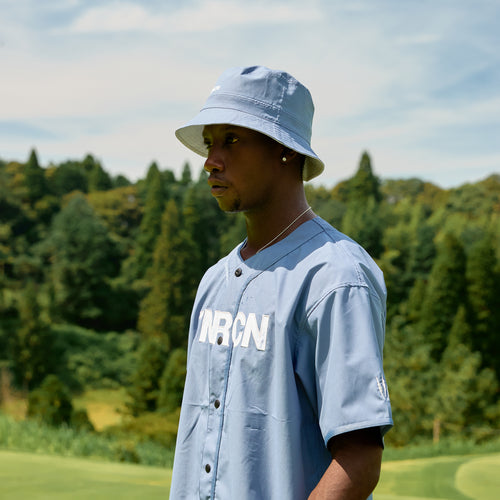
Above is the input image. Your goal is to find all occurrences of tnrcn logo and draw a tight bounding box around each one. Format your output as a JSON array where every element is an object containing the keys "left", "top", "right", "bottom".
[{"left": 198, "top": 309, "right": 270, "bottom": 351}]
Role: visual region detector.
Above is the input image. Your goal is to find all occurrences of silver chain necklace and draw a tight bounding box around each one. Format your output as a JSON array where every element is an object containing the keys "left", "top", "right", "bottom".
[{"left": 254, "top": 206, "right": 312, "bottom": 254}]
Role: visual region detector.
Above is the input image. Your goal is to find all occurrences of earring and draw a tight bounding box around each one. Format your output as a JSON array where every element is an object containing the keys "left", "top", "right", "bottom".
[{"left": 281, "top": 156, "right": 287, "bottom": 162}]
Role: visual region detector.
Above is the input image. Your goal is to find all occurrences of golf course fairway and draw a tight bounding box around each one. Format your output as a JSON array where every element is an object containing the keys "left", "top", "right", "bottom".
[
  {"left": 375, "top": 452, "right": 500, "bottom": 499},
  {"left": 1, "top": 449, "right": 499, "bottom": 499},
  {"left": 0, "top": 449, "right": 171, "bottom": 499}
]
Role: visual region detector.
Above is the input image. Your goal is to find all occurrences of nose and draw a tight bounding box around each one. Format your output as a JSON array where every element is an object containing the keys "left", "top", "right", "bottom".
[{"left": 204, "top": 147, "right": 225, "bottom": 173}]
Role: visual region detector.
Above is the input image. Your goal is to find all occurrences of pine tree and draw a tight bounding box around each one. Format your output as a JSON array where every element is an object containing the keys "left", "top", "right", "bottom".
[
  {"left": 341, "top": 197, "right": 383, "bottom": 258},
  {"left": 137, "top": 200, "right": 200, "bottom": 348},
  {"left": 347, "top": 151, "right": 382, "bottom": 203},
  {"left": 183, "top": 178, "right": 221, "bottom": 274},
  {"left": 429, "top": 306, "right": 499, "bottom": 439},
  {"left": 419, "top": 233, "right": 467, "bottom": 359},
  {"left": 132, "top": 163, "right": 166, "bottom": 279},
  {"left": 383, "top": 316, "right": 436, "bottom": 445},
  {"left": 180, "top": 162, "right": 193, "bottom": 186},
  {"left": 24, "top": 149, "right": 47, "bottom": 204},
  {"left": 466, "top": 233, "right": 500, "bottom": 377},
  {"left": 158, "top": 348, "right": 187, "bottom": 412},
  {"left": 87, "top": 161, "right": 112, "bottom": 192},
  {"left": 127, "top": 338, "right": 168, "bottom": 415},
  {"left": 10, "top": 282, "right": 53, "bottom": 390},
  {"left": 46, "top": 194, "right": 120, "bottom": 328}
]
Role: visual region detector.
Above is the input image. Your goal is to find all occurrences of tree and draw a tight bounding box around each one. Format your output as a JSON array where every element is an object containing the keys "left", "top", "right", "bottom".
[
  {"left": 27, "top": 374, "right": 73, "bottom": 426},
  {"left": 87, "top": 158, "right": 112, "bottom": 192},
  {"left": 466, "top": 233, "right": 500, "bottom": 377},
  {"left": 347, "top": 151, "right": 382, "bottom": 203},
  {"left": 180, "top": 162, "right": 193, "bottom": 186},
  {"left": 383, "top": 315, "right": 436, "bottom": 445},
  {"left": 429, "top": 306, "right": 499, "bottom": 440},
  {"left": 137, "top": 200, "right": 200, "bottom": 348},
  {"left": 24, "top": 149, "right": 47, "bottom": 204},
  {"left": 158, "top": 348, "right": 187, "bottom": 412},
  {"left": 48, "top": 161, "right": 88, "bottom": 196},
  {"left": 341, "top": 197, "right": 383, "bottom": 258},
  {"left": 418, "top": 233, "right": 467, "bottom": 359},
  {"left": 183, "top": 177, "right": 222, "bottom": 274},
  {"left": 127, "top": 338, "right": 169, "bottom": 415},
  {"left": 9, "top": 282, "right": 53, "bottom": 390},
  {"left": 130, "top": 163, "right": 166, "bottom": 280},
  {"left": 45, "top": 194, "right": 120, "bottom": 329}
]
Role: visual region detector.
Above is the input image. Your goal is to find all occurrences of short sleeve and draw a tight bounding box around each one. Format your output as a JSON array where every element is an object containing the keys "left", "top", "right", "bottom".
[{"left": 301, "top": 284, "right": 393, "bottom": 445}]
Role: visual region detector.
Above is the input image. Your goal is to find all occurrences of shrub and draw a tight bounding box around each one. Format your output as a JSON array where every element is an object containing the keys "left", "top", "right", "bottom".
[
  {"left": 27, "top": 375, "right": 73, "bottom": 426},
  {"left": 70, "top": 408, "right": 95, "bottom": 432},
  {"left": 158, "top": 348, "right": 187, "bottom": 412}
]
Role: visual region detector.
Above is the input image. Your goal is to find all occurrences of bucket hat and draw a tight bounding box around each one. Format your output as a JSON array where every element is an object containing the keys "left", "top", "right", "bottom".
[{"left": 175, "top": 66, "right": 324, "bottom": 181}]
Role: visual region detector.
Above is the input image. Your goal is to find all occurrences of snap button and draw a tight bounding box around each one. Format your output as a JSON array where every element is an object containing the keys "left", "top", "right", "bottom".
[
  {"left": 214, "top": 399, "right": 220, "bottom": 409},
  {"left": 235, "top": 268, "right": 242, "bottom": 277},
  {"left": 217, "top": 336, "right": 223, "bottom": 345},
  {"left": 205, "top": 464, "right": 211, "bottom": 473}
]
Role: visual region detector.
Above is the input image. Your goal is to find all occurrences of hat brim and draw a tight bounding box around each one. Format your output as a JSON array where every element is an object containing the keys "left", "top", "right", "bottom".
[{"left": 175, "top": 107, "right": 324, "bottom": 182}]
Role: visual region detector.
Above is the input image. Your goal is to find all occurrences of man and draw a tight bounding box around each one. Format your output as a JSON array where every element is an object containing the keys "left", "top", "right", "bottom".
[{"left": 170, "top": 66, "right": 393, "bottom": 500}]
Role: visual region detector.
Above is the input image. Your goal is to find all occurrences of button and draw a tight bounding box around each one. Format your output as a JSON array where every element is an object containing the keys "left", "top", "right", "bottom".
[
  {"left": 235, "top": 268, "right": 242, "bottom": 277},
  {"left": 214, "top": 399, "right": 220, "bottom": 409},
  {"left": 205, "top": 464, "right": 211, "bottom": 473},
  {"left": 217, "top": 336, "right": 223, "bottom": 345}
]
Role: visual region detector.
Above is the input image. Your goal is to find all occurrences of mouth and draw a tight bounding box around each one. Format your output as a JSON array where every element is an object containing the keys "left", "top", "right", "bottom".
[{"left": 208, "top": 178, "right": 229, "bottom": 196}]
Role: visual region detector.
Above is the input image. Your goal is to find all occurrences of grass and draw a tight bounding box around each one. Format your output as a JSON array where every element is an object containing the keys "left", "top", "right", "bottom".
[
  {"left": 375, "top": 452, "right": 500, "bottom": 500},
  {"left": 2, "top": 448, "right": 499, "bottom": 499},
  {"left": 0, "top": 449, "right": 171, "bottom": 499}
]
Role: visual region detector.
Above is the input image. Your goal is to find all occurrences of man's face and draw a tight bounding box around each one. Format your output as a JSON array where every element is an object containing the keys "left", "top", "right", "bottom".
[{"left": 202, "top": 124, "right": 283, "bottom": 213}]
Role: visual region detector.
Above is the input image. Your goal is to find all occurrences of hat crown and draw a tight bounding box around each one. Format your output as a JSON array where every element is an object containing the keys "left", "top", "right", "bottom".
[{"left": 204, "top": 66, "right": 314, "bottom": 143}]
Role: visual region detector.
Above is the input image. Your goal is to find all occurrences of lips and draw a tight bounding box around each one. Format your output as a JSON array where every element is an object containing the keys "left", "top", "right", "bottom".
[{"left": 208, "top": 177, "right": 229, "bottom": 196}]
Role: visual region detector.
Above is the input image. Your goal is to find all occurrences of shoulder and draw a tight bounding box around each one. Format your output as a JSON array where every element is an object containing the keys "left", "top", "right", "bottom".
[{"left": 294, "top": 217, "right": 386, "bottom": 298}]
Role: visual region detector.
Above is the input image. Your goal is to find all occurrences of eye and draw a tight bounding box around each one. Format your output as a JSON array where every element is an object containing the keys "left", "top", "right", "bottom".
[
  {"left": 203, "top": 137, "right": 213, "bottom": 151},
  {"left": 225, "top": 134, "right": 238, "bottom": 146}
]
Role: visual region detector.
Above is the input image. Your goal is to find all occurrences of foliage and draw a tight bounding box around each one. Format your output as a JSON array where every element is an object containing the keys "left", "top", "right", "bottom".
[
  {"left": 1, "top": 150, "right": 499, "bottom": 447},
  {"left": 9, "top": 282, "right": 54, "bottom": 390},
  {"left": 137, "top": 200, "right": 200, "bottom": 347},
  {"left": 27, "top": 375, "right": 74, "bottom": 427},
  {"left": 158, "top": 348, "right": 187, "bottom": 413},
  {"left": 50, "top": 324, "right": 140, "bottom": 390},
  {"left": 126, "top": 338, "right": 169, "bottom": 416},
  {"left": 42, "top": 194, "right": 121, "bottom": 329},
  {"left": 0, "top": 412, "right": 175, "bottom": 467}
]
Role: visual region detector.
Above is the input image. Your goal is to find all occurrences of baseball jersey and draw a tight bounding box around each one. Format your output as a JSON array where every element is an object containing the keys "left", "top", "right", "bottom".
[{"left": 169, "top": 216, "right": 393, "bottom": 500}]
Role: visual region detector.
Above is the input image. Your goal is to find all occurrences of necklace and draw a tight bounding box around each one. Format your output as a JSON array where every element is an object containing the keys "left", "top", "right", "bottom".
[{"left": 255, "top": 206, "right": 312, "bottom": 254}]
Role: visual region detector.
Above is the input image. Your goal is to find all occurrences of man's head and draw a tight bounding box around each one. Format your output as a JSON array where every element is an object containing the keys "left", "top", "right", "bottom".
[{"left": 176, "top": 66, "right": 324, "bottom": 182}]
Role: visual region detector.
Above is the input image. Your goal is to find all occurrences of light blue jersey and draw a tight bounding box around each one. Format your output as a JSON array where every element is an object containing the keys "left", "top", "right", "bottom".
[{"left": 170, "top": 217, "right": 393, "bottom": 500}]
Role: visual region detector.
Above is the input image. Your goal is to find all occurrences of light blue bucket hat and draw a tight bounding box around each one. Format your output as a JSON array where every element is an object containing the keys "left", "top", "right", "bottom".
[{"left": 175, "top": 66, "right": 324, "bottom": 181}]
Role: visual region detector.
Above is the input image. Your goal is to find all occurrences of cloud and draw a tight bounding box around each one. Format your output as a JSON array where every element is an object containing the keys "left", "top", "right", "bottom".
[{"left": 67, "top": 0, "right": 322, "bottom": 34}]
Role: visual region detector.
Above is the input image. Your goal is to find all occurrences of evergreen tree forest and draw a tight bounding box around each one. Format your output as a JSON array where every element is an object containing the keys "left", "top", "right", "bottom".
[{"left": 0, "top": 149, "right": 499, "bottom": 448}]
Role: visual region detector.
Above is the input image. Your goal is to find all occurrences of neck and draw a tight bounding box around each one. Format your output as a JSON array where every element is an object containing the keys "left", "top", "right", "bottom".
[{"left": 241, "top": 197, "right": 314, "bottom": 260}]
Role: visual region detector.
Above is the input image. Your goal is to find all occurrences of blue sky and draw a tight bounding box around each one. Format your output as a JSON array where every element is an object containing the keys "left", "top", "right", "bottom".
[{"left": 1, "top": 0, "right": 499, "bottom": 188}]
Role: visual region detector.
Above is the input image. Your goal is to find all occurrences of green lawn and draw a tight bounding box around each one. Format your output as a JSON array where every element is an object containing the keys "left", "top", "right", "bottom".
[
  {"left": 375, "top": 452, "right": 500, "bottom": 500},
  {"left": 0, "top": 449, "right": 171, "bottom": 499},
  {"left": 1, "top": 449, "right": 499, "bottom": 499}
]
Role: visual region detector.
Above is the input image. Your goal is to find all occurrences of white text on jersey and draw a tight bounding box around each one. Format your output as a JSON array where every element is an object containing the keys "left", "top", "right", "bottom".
[{"left": 198, "top": 309, "right": 270, "bottom": 351}]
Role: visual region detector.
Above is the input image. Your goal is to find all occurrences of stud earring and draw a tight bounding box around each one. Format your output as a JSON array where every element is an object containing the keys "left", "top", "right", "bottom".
[{"left": 281, "top": 156, "right": 287, "bottom": 162}]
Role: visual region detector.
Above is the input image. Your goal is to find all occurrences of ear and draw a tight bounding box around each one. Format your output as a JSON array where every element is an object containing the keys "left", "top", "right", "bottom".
[{"left": 280, "top": 148, "right": 299, "bottom": 163}]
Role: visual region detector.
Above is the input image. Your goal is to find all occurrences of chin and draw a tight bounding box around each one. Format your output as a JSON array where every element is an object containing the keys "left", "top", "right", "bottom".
[{"left": 217, "top": 199, "right": 242, "bottom": 213}]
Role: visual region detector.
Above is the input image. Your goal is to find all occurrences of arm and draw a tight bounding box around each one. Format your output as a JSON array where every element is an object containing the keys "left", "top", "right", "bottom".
[{"left": 308, "top": 427, "right": 383, "bottom": 500}]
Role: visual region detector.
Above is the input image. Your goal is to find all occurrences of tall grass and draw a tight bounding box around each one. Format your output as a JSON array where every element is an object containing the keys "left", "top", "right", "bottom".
[
  {"left": 0, "top": 412, "right": 174, "bottom": 467},
  {"left": 384, "top": 436, "right": 500, "bottom": 461}
]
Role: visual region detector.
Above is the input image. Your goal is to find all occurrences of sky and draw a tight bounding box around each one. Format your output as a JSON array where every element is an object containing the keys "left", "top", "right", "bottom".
[{"left": 1, "top": 0, "right": 499, "bottom": 189}]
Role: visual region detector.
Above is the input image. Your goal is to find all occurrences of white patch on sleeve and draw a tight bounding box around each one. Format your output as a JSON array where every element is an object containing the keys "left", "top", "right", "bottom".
[{"left": 375, "top": 374, "right": 390, "bottom": 401}]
